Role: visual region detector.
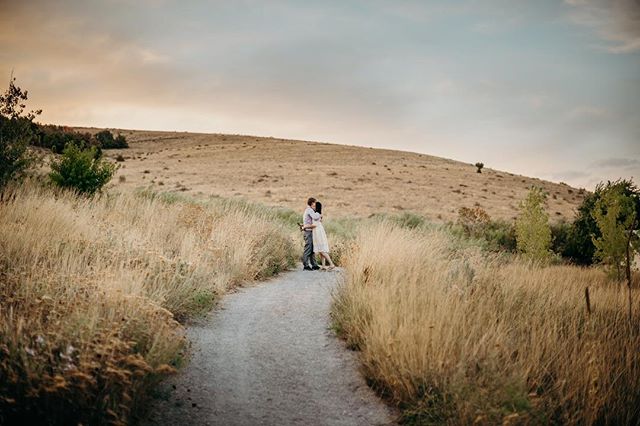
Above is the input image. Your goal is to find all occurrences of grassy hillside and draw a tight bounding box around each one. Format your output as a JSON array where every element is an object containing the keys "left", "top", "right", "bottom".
[
  {"left": 75, "top": 128, "right": 586, "bottom": 223},
  {"left": 0, "top": 183, "right": 296, "bottom": 425},
  {"left": 332, "top": 222, "right": 640, "bottom": 424}
]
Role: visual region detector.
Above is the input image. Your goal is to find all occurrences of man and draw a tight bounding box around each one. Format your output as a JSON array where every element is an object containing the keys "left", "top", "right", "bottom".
[{"left": 301, "top": 197, "right": 321, "bottom": 270}]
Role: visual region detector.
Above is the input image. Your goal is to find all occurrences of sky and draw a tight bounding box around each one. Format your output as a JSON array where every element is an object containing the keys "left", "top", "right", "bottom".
[{"left": 1, "top": 0, "right": 639, "bottom": 189}]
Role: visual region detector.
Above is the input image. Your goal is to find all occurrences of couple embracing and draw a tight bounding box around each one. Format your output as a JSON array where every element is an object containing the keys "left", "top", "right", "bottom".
[{"left": 300, "top": 197, "right": 336, "bottom": 271}]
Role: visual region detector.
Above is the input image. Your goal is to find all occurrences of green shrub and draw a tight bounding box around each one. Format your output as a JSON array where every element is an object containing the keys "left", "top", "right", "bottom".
[
  {"left": 550, "top": 221, "right": 572, "bottom": 258},
  {"left": 515, "top": 187, "right": 552, "bottom": 262},
  {"left": 95, "top": 130, "right": 128, "bottom": 149},
  {"left": 32, "top": 124, "right": 94, "bottom": 153},
  {"left": 393, "top": 211, "right": 426, "bottom": 229},
  {"left": 0, "top": 77, "right": 41, "bottom": 189},
  {"left": 482, "top": 219, "right": 517, "bottom": 252},
  {"left": 0, "top": 116, "right": 33, "bottom": 189},
  {"left": 49, "top": 143, "right": 116, "bottom": 195},
  {"left": 561, "top": 181, "right": 640, "bottom": 265}
]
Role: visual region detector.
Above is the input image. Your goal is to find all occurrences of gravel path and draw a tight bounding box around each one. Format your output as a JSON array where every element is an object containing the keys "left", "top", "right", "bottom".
[{"left": 143, "top": 269, "right": 396, "bottom": 426}]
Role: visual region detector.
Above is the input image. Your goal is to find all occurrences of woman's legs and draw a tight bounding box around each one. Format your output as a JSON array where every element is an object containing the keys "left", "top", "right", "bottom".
[{"left": 320, "top": 252, "right": 335, "bottom": 268}]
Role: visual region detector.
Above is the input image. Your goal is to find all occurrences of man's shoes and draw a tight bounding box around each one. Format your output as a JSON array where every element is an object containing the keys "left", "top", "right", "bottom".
[
  {"left": 311, "top": 265, "right": 321, "bottom": 270},
  {"left": 303, "top": 266, "right": 313, "bottom": 271}
]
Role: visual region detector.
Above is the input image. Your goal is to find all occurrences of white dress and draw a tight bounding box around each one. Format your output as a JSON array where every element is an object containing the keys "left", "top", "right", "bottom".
[{"left": 312, "top": 219, "right": 330, "bottom": 253}]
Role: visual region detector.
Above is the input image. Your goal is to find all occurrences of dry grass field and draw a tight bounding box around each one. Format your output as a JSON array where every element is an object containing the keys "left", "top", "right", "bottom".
[
  {"left": 332, "top": 223, "right": 640, "bottom": 425},
  {"left": 0, "top": 183, "right": 296, "bottom": 425},
  {"left": 77, "top": 128, "right": 586, "bottom": 223}
]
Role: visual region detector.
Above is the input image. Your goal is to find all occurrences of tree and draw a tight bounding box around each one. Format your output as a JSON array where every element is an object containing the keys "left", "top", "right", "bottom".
[
  {"left": 561, "top": 180, "right": 640, "bottom": 265},
  {"left": 49, "top": 143, "right": 116, "bottom": 195},
  {"left": 592, "top": 181, "right": 639, "bottom": 281},
  {"left": 475, "top": 162, "right": 484, "bottom": 173},
  {"left": 0, "top": 75, "right": 41, "bottom": 189},
  {"left": 561, "top": 191, "right": 599, "bottom": 264},
  {"left": 95, "top": 130, "right": 128, "bottom": 149},
  {"left": 515, "top": 187, "right": 552, "bottom": 262}
]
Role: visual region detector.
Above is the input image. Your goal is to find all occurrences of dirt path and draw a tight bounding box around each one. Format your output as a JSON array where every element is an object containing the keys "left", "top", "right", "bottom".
[{"left": 144, "top": 269, "right": 396, "bottom": 426}]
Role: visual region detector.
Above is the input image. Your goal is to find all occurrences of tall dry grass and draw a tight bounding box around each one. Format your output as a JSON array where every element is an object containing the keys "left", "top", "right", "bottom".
[
  {"left": 332, "top": 223, "right": 640, "bottom": 425},
  {"left": 0, "top": 183, "right": 296, "bottom": 425}
]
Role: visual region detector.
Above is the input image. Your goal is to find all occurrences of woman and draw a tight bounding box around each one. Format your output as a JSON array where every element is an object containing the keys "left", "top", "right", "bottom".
[{"left": 308, "top": 201, "right": 335, "bottom": 271}]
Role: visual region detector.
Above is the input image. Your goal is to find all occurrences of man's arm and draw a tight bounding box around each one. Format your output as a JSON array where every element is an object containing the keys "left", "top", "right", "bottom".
[{"left": 308, "top": 210, "right": 321, "bottom": 220}]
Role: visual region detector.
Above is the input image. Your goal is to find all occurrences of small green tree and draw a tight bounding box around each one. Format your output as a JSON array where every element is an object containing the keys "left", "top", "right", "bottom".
[
  {"left": 592, "top": 182, "right": 638, "bottom": 280},
  {"left": 0, "top": 75, "right": 41, "bottom": 189},
  {"left": 95, "top": 130, "right": 128, "bottom": 149},
  {"left": 49, "top": 143, "right": 116, "bottom": 195},
  {"left": 515, "top": 187, "right": 552, "bottom": 262}
]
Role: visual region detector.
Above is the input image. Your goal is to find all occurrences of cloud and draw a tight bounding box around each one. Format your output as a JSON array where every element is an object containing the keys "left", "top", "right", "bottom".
[
  {"left": 592, "top": 157, "right": 640, "bottom": 168},
  {"left": 566, "top": 105, "right": 609, "bottom": 120},
  {"left": 566, "top": 0, "right": 640, "bottom": 53},
  {"left": 552, "top": 170, "right": 591, "bottom": 180}
]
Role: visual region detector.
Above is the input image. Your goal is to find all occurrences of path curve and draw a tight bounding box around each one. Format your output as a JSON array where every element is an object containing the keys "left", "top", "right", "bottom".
[{"left": 144, "top": 269, "right": 396, "bottom": 426}]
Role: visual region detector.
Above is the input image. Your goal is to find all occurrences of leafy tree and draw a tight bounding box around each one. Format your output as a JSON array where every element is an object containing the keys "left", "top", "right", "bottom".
[
  {"left": 475, "top": 162, "right": 484, "bottom": 173},
  {"left": 591, "top": 181, "right": 639, "bottom": 280},
  {"left": 49, "top": 143, "right": 116, "bottom": 195},
  {"left": 32, "top": 124, "right": 94, "bottom": 153},
  {"left": 561, "top": 192, "right": 599, "bottom": 264},
  {"left": 0, "top": 75, "right": 41, "bottom": 189},
  {"left": 563, "top": 180, "right": 640, "bottom": 265},
  {"left": 95, "top": 130, "right": 128, "bottom": 149},
  {"left": 515, "top": 187, "right": 552, "bottom": 262}
]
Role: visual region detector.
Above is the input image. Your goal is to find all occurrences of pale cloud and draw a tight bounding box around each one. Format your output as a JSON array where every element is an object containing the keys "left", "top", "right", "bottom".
[
  {"left": 566, "top": 0, "right": 640, "bottom": 53},
  {"left": 593, "top": 157, "right": 640, "bottom": 168},
  {"left": 432, "top": 78, "right": 458, "bottom": 95},
  {"left": 525, "top": 94, "right": 552, "bottom": 110},
  {"left": 566, "top": 105, "right": 609, "bottom": 120}
]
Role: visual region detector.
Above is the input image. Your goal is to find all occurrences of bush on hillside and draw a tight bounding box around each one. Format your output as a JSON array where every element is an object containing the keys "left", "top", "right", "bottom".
[
  {"left": 31, "top": 127, "right": 128, "bottom": 152},
  {"left": 393, "top": 212, "right": 426, "bottom": 229},
  {"left": 454, "top": 207, "right": 516, "bottom": 252},
  {"left": 32, "top": 124, "right": 95, "bottom": 153},
  {"left": 0, "top": 76, "right": 41, "bottom": 189},
  {"left": 95, "top": 129, "right": 128, "bottom": 149},
  {"left": 457, "top": 206, "right": 490, "bottom": 237},
  {"left": 481, "top": 219, "right": 517, "bottom": 252},
  {"left": 49, "top": 143, "right": 116, "bottom": 195}
]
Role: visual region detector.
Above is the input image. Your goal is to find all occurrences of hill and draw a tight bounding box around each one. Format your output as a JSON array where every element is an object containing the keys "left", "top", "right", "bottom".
[{"left": 79, "top": 128, "right": 586, "bottom": 223}]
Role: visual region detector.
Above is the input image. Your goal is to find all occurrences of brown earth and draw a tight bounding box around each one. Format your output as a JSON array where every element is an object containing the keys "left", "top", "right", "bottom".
[{"left": 79, "top": 128, "right": 586, "bottom": 223}]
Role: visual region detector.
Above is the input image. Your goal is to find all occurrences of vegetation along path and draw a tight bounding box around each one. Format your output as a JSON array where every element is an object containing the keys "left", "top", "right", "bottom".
[{"left": 144, "top": 269, "right": 396, "bottom": 426}]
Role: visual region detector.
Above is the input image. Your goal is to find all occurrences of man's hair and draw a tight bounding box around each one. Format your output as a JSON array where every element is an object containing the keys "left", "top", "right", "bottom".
[{"left": 307, "top": 197, "right": 316, "bottom": 206}]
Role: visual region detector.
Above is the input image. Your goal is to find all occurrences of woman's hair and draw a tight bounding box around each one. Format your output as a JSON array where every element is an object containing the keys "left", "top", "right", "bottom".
[{"left": 315, "top": 201, "right": 322, "bottom": 214}]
